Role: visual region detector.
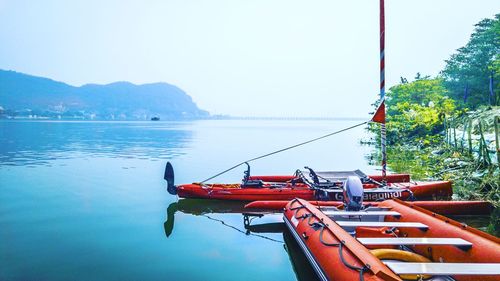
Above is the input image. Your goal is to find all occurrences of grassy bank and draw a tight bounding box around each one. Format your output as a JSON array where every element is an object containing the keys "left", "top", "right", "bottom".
[
  {"left": 367, "top": 107, "right": 499, "bottom": 235},
  {"left": 380, "top": 107, "right": 499, "bottom": 204}
]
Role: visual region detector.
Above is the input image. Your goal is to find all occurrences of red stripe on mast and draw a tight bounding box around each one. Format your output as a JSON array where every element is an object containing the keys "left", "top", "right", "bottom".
[
  {"left": 380, "top": 0, "right": 385, "bottom": 58},
  {"left": 380, "top": 0, "right": 387, "bottom": 181}
]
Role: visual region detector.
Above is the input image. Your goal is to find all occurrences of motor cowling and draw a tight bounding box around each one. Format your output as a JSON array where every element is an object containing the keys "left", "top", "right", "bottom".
[{"left": 343, "top": 176, "right": 364, "bottom": 211}]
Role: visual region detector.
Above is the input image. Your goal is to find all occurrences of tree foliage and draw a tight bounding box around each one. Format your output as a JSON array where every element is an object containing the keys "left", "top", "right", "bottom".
[
  {"left": 370, "top": 14, "right": 499, "bottom": 145},
  {"left": 382, "top": 76, "right": 457, "bottom": 145},
  {"left": 441, "top": 14, "right": 500, "bottom": 107}
]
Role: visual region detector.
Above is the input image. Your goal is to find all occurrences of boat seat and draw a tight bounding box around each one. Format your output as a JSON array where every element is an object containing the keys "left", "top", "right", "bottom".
[
  {"left": 384, "top": 262, "right": 500, "bottom": 276},
  {"left": 358, "top": 237, "right": 472, "bottom": 249},
  {"left": 315, "top": 182, "right": 341, "bottom": 188},
  {"left": 324, "top": 211, "right": 401, "bottom": 217},
  {"left": 336, "top": 221, "right": 428, "bottom": 230},
  {"left": 302, "top": 169, "right": 368, "bottom": 182},
  {"left": 299, "top": 169, "right": 371, "bottom": 186},
  {"left": 241, "top": 180, "right": 264, "bottom": 188}
]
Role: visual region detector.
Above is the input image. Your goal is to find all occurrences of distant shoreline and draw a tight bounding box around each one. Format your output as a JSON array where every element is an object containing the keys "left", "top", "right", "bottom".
[{"left": 0, "top": 115, "right": 367, "bottom": 122}]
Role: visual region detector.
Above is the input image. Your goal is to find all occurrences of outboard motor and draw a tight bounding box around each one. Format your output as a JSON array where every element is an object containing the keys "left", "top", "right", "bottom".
[{"left": 343, "top": 176, "right": 364, "bottom": 211}]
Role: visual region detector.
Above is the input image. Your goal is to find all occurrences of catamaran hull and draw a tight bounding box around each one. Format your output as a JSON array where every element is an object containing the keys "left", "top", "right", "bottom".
[
  {"left": 283, "top": 199, "right": 500, "bottom": 281},
  {"left": 176, "top": 181, "right": 452, "bottom": 201}
]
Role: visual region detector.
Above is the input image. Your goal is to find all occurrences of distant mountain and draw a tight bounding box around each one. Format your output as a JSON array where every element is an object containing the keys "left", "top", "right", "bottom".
[{"left": 0, "top": 70, "right": 209, "bottom": 120}]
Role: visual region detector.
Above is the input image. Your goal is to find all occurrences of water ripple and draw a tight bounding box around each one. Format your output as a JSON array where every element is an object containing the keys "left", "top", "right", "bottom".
[{"left": 0, "top": 121, "right": 194, "bottom": 167}]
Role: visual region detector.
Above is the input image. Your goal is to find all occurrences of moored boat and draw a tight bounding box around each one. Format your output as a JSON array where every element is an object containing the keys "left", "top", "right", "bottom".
[
  {"left": 165, "top": 162, "right": 452, "bottom": 201},
  {"left": 283, "top": 197, "right": 500, "bottom": 281}
]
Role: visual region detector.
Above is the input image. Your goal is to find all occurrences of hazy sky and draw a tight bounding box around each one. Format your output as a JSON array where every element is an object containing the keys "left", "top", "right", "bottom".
[{"left": 1, "top": 1, "right": 499, "bottom": 117}]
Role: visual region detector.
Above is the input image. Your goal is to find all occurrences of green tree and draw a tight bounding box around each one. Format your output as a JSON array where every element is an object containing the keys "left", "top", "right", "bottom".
[
  {"left": 379, "top": 76, "right": 457, "bottom": 145},
  {"left": 441, "top": 14, "right": 500, "bottom": 107}
]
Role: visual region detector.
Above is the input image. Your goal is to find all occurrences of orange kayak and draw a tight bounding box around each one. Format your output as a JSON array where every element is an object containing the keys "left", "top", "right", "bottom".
[
  {"left": 175, "top": 180, "right": 452, "bottom": 201},
  {"left": 167, "top": 164, "right": 452, "bottom": 201},
  {"left": 284, "top": 198, "right": 500, "bottom": 281}
]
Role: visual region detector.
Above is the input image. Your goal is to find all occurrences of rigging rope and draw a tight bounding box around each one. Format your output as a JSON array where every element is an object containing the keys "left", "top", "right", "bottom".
[{"left": 200, "top": 120, "right": 368, "bottom": 183}]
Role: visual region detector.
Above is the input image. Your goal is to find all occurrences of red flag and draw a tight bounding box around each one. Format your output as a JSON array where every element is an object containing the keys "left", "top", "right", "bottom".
[{"left": 371, "top": 101, "right": 385, "bottom": 124}]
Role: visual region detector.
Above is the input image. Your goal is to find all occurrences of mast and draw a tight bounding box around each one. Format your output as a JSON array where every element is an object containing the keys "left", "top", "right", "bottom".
[{"left": 380, "top": 0, "right": 387, "bottom": 181}]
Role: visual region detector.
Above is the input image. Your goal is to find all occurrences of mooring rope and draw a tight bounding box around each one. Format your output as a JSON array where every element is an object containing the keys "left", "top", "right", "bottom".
[{"left": 200, "top": 120, "right": 368, "bottom": 183}]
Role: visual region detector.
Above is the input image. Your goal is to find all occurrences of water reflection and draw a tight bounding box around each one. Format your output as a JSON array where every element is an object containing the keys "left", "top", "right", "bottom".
[
  {"left": 0, "top": 121, "right": 193, "bottom": 166},
  {"left": 164, "top": 202, "right": 178, "bottom": 237},
  {"left": 164, "top": 199, "right": 320, "bottom": 281},
  {"left": 283, "top": 231, "right": 321, "bottom": 281},
  {"left": 244, "top": 218, "right": 285, "bottom": 234},
  {"left": 166, "top": 199, "right": 251, "bottom": 215},
  {"left": 163, "top": 199, "right": 281, "bottom": 239}
]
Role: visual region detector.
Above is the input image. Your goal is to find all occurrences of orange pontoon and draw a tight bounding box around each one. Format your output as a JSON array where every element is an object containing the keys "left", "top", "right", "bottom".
[{"left": 283, "top": 198, "right": 500, "bottom": 281}]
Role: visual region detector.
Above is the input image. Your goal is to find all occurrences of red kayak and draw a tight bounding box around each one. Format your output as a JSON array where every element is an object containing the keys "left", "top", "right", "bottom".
[
  {"left": 284, "top": 198, "right": 500, "bottom": 281},
  {"left": 165, "top": 162, "right": 452, "bottom": 201},
  {"left": 174, "top": 181, "right": 452, "bottom": 201}
]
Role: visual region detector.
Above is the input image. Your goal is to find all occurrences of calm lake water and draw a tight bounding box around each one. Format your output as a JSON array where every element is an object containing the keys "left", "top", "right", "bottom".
[{"left": 0, "top": 119, "right": 481, "bottom": 281}]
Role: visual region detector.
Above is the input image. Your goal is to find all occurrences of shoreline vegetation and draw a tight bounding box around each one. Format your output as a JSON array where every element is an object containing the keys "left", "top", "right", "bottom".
[{"left": 366, "top": 14, "right": 499, "bottom": 235}]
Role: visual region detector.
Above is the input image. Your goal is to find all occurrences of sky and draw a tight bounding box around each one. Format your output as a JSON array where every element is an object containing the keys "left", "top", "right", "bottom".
[{"left": 0, "top": 0, "right": 499, "bottom": 117}]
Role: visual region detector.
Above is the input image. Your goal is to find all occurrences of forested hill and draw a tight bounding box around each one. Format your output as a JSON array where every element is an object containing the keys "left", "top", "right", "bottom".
[{"left": 0, "top": 70, "right": 209, "bottom": 120}]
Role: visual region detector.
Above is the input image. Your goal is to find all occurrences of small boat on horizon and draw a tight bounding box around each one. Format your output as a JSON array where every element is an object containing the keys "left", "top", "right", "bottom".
[{"left": 151, "top": 116, "right": 160, "bottom": 121}]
